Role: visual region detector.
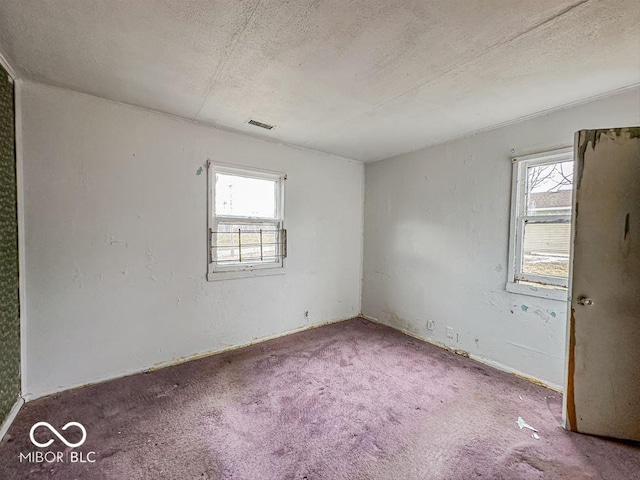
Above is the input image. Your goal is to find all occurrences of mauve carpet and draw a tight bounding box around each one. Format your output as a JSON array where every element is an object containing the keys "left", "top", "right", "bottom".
[{"left": 1, "top": 318, "right": 638, "bottom": 479}]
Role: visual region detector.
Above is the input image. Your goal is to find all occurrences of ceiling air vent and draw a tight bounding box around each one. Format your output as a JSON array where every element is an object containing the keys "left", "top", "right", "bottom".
[{"left": 248, "top": 119, "right": 274, "bottom": 130}]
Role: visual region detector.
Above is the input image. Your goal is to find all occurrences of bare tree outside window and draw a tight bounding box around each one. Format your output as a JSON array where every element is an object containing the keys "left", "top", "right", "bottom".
[
  {"left": 527, "top": 161, "right": 574, "bottom": 194},
  {"left": 522, "top": 159, "right": 574, "bottom": 281}
]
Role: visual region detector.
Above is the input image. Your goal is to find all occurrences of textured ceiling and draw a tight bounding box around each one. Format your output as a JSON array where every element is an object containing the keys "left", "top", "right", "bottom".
[{"left": 0, "top": 0, "right": 638, "bottom": 162}]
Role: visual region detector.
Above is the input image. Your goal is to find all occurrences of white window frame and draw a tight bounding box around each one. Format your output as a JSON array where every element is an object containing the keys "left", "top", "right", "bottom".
[
  {"left": 506, "top": 147, "right": 573, "bottom": 302},
  {"left": 207, "top": 161, "right": 286, "bottom": 281}
]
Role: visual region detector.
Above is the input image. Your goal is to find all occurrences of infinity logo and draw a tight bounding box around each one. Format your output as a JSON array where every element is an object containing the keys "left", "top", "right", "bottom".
[{"left": 29, "top": 422, "right": 87, "bottom": 448}]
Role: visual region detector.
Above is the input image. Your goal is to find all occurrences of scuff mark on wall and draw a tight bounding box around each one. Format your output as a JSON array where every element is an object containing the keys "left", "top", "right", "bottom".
[
  {"left": 507, "top": 341, "right": 557, "bottom": 358},
  {"left": 383, "top": 308, "right": 419, "bottom": 336},
  {"left": 71, "top": 264, "right": 85, "bottom": 288},
  {"left": 145, "top": 248, "right": 158, "bottom": 270},
  {"left": 533, "top": 309, "right": 549, "bottom": 323},
  {"left": 106, "top": 234, "right": 128, "bottom": 248},
  {"left": 463, "top": 154, "right": 475, "bottom": 166}
]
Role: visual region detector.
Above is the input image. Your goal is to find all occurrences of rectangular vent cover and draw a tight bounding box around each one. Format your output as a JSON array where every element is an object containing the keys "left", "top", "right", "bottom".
[{"left": 248, "top": 119, "right": 274, "bottom": 130}]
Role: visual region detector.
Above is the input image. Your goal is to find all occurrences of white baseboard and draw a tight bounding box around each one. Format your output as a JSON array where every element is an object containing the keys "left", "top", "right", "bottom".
[
  {"left": 24, "top": 315, "right": 354, "bottom": 402},
  {"left": 0, "top": 397, "right": 24, "bottom": 442},
  {"left": 361, "top": 314, "right": 563, "bottom": 392}
]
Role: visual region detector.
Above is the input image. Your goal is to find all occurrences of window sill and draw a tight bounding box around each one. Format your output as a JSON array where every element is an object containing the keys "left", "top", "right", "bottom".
[
  {"left": 505, "top": 281, "right": 568, "bottom": 302},
  {"left": 207, "top": 267, "right": 286, "bottom": 282}
]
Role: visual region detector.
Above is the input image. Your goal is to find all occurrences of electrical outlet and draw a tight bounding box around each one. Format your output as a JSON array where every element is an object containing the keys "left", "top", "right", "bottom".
[
  {"left": 426, "top": 320, "right": 435, "bottom": 331},
  {"left": 304, "top": 311, "right": 309, "bottom": 320},
  {"left": 446, "top": 327, "right": 454, "bottom": 339}
]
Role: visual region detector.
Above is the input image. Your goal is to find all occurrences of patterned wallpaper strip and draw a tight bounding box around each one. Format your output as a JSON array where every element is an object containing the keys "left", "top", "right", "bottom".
[{"left": 0, "top": 65, "right": 20, "bottom": 426}]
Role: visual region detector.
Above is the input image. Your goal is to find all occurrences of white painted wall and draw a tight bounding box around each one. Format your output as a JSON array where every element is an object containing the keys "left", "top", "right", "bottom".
[
  {"left": 19, "top": 78, "right": 640, "bottom": 398},
  {"left": 362, "top": 87, "right": 640, "bottom": 389},
  {"left": 20, "top": 81, "right": 364, "bottom": 399}
]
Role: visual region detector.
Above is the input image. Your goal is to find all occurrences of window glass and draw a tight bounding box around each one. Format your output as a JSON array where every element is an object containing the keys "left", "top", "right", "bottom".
[
  {"left": 208, "top": 164, "right": 285, "bottom": 278},
  {"left": 522, "top": 223, "right": 571, "bottom": 279},
  {"left": 213, "top": 223, "right": 280, "bottom": 265},
  {"left": 507, "top": 148, "right": 574, "bottom": 298},
  {"left": 526, "top": 160, "right": 573, "bottom": 216},
  {"left": 215, "top": 173, "right": 277, "bottom": 219}
]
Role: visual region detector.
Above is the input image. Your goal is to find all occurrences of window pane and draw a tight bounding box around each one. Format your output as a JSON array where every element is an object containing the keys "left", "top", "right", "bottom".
[
  {"left": 522, "top": 222, "right": 570, "bottom": 279},
  {"left": 213, "top": 223, "right": 280, "bottom": 265},
  {"left": 526, "top": 160, "right": 573, "bottom": 216},
  {"left": 215, "top": 173, "right": 277, "bottom": 218}
]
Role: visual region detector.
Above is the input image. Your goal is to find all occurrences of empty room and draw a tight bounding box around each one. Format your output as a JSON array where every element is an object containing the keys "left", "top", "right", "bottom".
[{"left": 0, "top": 1, "right": 639, "bottom": 479}]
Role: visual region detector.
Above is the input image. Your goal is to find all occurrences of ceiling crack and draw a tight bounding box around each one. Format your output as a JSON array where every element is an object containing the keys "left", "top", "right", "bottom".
[
  {"left": 362, "top": 0, "right": 592, "bottom": 113},
  {"left": 309, "top": 0, "right": 593, "bottom": 141},
  {"left": 193, "top": 0, "right": 263, "bottom": 119}
]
